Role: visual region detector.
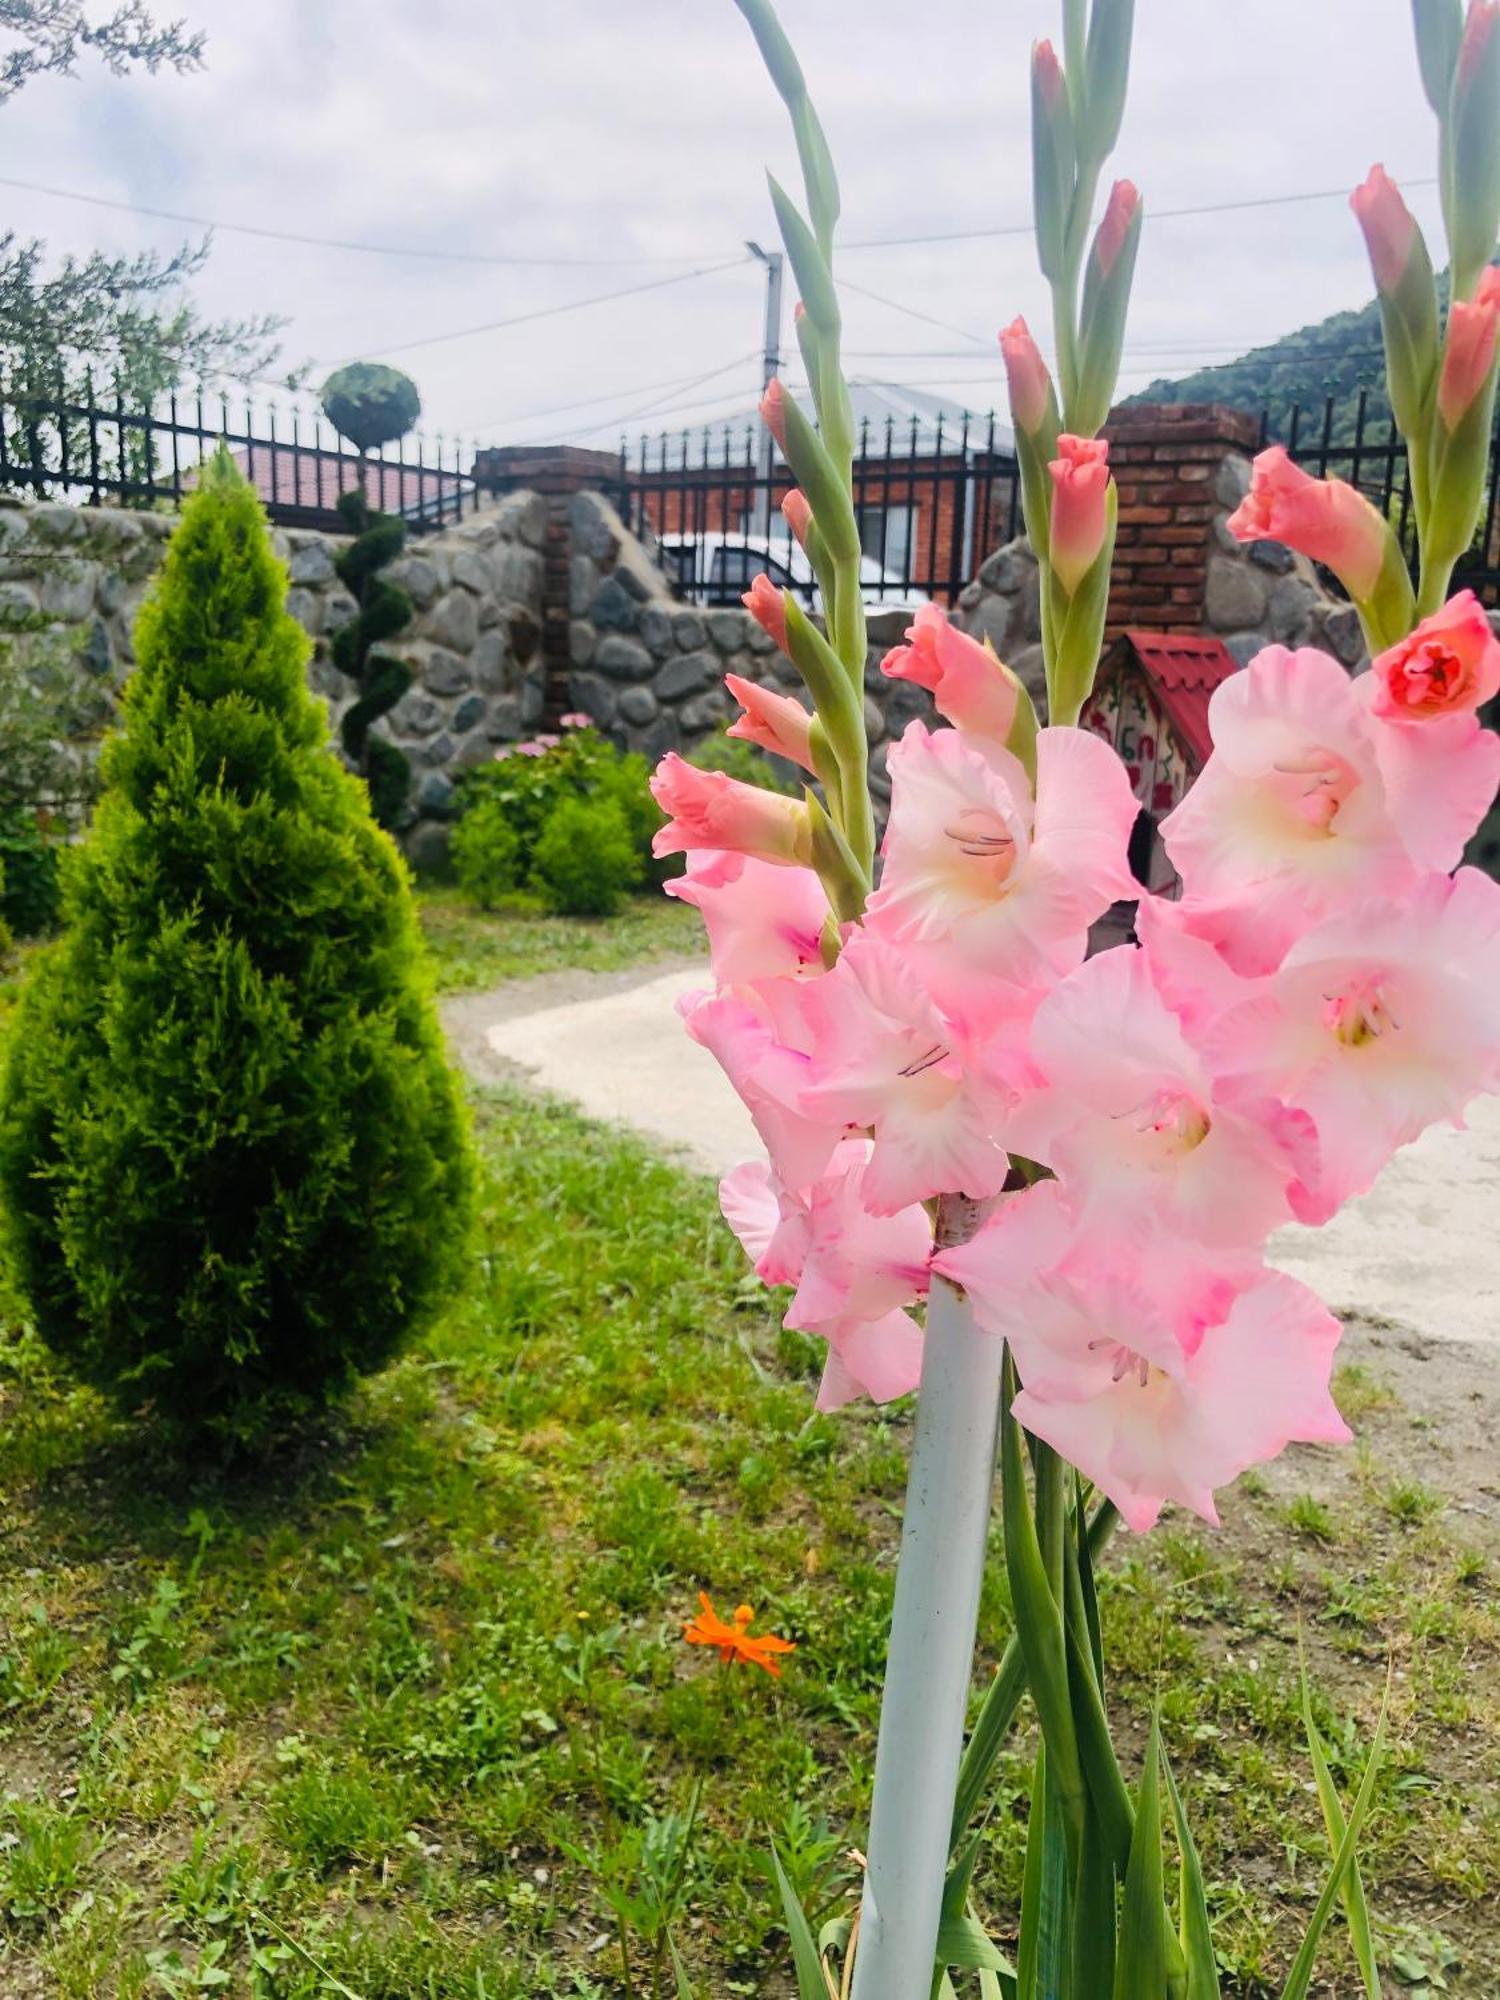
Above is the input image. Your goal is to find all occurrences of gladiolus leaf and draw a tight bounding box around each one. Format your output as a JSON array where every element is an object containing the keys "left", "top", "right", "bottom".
[
  {"left": 1300, "top": 1668, "right": 1382, "bottom": 2000},
  {"left": 1279, "top": 1674, "right": 1391, "bottom": 2000},
  {"left": 1113, "top": 1712, "right": 1167, "bottom": 2000},
  {"left": 770, "top": 1843, "right": 837, "bottom": 2000},
  {"left": 1162, "top": 1747, "right": 1222, "bottom": 2000}
]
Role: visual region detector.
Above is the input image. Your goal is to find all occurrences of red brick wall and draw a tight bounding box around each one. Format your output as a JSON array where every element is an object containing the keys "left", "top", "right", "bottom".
[{"left": 1101, "top": 403, "right": 1259, "bottom": 642}]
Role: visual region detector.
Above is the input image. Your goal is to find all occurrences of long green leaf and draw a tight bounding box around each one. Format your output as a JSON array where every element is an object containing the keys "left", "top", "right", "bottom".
[
  {"left": 771, "top": 1844, "right": 834, "bottom": 2000},
  {"left": 1000, "top": 1353, "right": 1085, "bottom": 1847},
  {"left": 1161, "top": 1747, "right": 1221, "bottom": 2000},
  {"left": 669, "top": 1937, "right": 698, "bottom": 1999},
  {"left": 1063, "top": 1535, "right": 1134, "bottom": 1868},
  {"left": 1113, "top": 1715, "right": 1167, "bottom": 2000},
  {"left": 1070, "top": 1811, "right": 1117, "bottom": 1998},
  {"left": 1280, "top": 1676, "right": 1391, "bottom": 2000},
  {"left": 1017, "top": 1743, "right": 1073, "bottom": 2000},
  {"left": 1293, "top": 1671, "right": 1385, "bottom": 2000},
  {"left": 936, "top": 1911, "right": 1016, "bottom": 1973}
]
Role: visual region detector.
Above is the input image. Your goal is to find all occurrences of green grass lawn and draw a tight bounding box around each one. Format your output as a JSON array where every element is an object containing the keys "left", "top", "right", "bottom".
[
  {"left": 0, "top": 912, "right": 1496, "bottom": 1997},
  {"left": 414, "top": 887, "right": 700, "bottom": 994}
]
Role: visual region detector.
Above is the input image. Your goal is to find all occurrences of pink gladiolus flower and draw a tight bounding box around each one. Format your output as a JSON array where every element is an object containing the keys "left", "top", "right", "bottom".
[
  {"left": 720, "top": 1142, "right": 932, "bottom": 1408},
  {"left": 880, "top": 605, "right": 1020, "bottom": 747},
  {"left": 760, "top": 378, "right": 790, "bottom": 453},
  {"left": 1009, "top": 943, "right": 1315, "bottom": 1247},
  {"left": 937, "top": 1184, "right": 1350, "bottom": 1532},
  {"left": 1095, "top": 180, "right": 1141, "bottom": 276},
  {"left": 1199, "top": 868, "right": 1500, "bottom": 1215},
  {"left": 741, "top": 573, "right": 790, "bottom": 653},
  {"left": 680, "top": 987, "right": 843, "bottom": 1192},
  {"left": 1350, "top": 165, "right": 1419, "bottom": 293},
  {"left": 865, "top": 721, "right": 1137, "bottom": 989},
  {"left": 1437, "top": 266, "right": 1500, "bottom": 427},
  {"left": 651, "top": 752, "right": 811, "bottom": 866},
  {"left": 781, "top": 489, "right": 813, "bottom": 548},
  {"left": 999, "top": 316, "right": 1052, "bottom": 437},
  {"left": 793, "top": 928, "right": 1020, "bottom": 1214},
  {"left": 725, "top": 672, "right": 815, "bottom": 770},
  {"left": 1047, "top": 435, "right": 1112, "bottom": 593},
  {"left": 1368, "top": 589, "right": 1500, "bottom": 719},
  {"left": 1226, "top": 447, "right": 1388, "bottom": 600},
  {"left": 1161, "top": 646, "right": 1432, "bottom": 925},
  {"left": 666, "top": 851, "right": 828, "bottom": 989}
]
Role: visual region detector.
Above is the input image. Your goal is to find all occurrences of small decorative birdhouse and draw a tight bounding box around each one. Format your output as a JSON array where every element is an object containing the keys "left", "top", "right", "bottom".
[{"left": 1081, "top": 630, "right": 1238, "bottom": 893}]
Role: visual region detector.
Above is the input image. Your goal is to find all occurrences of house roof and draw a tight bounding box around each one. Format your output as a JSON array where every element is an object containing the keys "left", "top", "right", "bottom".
[
  {"left": 1115, "top": 629, "right": 1238, "bottom": 765},
  {"left": 632, "top": 381, "right": 1012, "bottom": 457},
  {"left": 226, "top": 445, "right": 465, "bottom": 525}
]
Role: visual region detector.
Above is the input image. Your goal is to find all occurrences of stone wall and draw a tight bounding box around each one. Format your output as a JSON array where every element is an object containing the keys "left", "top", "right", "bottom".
[{"left": 0, "top": 489, "right": 547, "bottom": 864}]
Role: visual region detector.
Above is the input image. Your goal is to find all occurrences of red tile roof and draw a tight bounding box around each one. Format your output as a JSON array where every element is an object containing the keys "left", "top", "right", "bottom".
[
  {"left": 227, "top": 445, "right": 464, "bottom": 522},
  {"left": 1118, "top": 629, "right": 1238, "bottom": 767}
]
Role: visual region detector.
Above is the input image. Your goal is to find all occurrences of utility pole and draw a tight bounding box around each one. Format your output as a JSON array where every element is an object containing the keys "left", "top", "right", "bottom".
[{"left": 746, "top": 240, "right": 783, "bottom": 539}]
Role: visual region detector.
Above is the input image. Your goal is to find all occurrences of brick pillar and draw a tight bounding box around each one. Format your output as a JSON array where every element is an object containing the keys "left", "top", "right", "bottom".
[
  {"left": 1101, "top": 403, "right": 1259, "bottom": 642},
  {"left": 472, "top": 444, "right": 622, "bottom": 723}
]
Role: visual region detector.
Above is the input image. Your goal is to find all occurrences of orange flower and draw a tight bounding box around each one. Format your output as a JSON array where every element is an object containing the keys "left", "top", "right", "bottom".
[{"left": 684, "top": 1592, "right": 796, "bottom": 1678}]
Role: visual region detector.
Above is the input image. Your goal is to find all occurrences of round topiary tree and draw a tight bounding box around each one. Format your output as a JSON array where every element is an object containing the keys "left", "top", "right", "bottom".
[
  {"left": 0, "top": 449, "right": 475, "bottom": 1449},
  {"left": 319, "top": 363, "right": 425, "bottom": 831}
]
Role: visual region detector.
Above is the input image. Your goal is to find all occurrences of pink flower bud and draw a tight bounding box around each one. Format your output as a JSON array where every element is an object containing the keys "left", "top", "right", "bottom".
[
  {"left": 759, "top": 378, "right": 789, "bottom": 454},
  {"left": 1226, "top": 446, "right": 1389, "bottom": 602},
  {"left": 1032, "top": 37, "right": 1066, "bottom": 108},
  {"left": 882, "top": 604, "right": 1020, "bottom": 746},
  {"left": 650, "top": 752, "right": 811, "bottom": 866},
  {"left": 1369, "top": 589, "right": 1500, "bottom": 719},
  {"left": 1350, "top": 165, "right": 1419, "bottom": 294},
  {"left": 741, "top": 572, "right": 789, "bottom": 652},
  {"left": 1094, "top": 180, "right": 1140, "bottom": 278},
  {"left": 1458, "top": 0, "right": 1500, "bottom": 83},
  {"left": 999, "top": 316, "right": 1053, "bottom": 438},
  {"left": 725, "top": 672, "right": 815, "bottom": 771},
  {"left": 1437, "top": 266, "right": 1500, "bottom": 428},
  {"left": 781, "top": 489, "right": 813, "bottom": 549},
  {"left": 1046, "top": 435, "right": 1112, "bottom": 594}
]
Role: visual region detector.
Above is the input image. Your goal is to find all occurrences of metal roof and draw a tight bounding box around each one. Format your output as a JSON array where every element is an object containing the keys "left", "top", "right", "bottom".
[
  {"left": 1113, "top": 630, "right": 1239, "bottom": 767},
  {"left": 642, "top": 380, "right": 1013, "bottom": 457}
]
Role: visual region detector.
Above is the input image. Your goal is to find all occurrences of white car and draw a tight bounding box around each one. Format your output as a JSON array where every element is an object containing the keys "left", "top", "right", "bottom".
[{"left": 656, "top": 531, "right": 929, "bottom": 613}]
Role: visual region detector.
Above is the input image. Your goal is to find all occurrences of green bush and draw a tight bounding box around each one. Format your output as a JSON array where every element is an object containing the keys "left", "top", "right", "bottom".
[
  {"left": 455, "top": 723, "right": 665, "bottom": 909},
  {"left": 530, "top": 795, "right": 642, "bottom": 916},
  {"left": 450, "top": 794, "right": 522, "bottom": 909},
  {"left": 0, "top": 450, "right": 475, "bottom": 1450},
  {"left": 0, "top": 808, "right": 61, "bottom": 938},
  {"left": 686, "top": 723, "right": 801, "bottom": 795}
]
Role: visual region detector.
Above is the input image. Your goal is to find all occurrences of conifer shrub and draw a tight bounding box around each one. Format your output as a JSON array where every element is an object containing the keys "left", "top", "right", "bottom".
[
  {"left": 0, "top": 451, "right": 475, "bottom": 1448},
  {"left": 450, "top": 794, "right": 522, "bottom": 909}
]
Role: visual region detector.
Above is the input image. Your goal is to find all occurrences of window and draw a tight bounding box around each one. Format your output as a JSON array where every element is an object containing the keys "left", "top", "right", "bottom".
[{"left": 858, "top": 503, "right": 917, "bottom": 580}]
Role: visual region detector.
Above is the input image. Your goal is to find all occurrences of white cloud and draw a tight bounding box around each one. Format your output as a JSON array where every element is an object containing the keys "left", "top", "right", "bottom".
[{"left": 0, "top": 0, "right": 1449, "bottom": 447}]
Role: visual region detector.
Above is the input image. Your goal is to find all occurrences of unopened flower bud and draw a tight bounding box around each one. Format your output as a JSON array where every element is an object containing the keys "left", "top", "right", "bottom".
[
  {"left": 1047, "top": 435, "right": 1112, "bottom": 593},
  {"left": 1031, "top": 39, "right": 1075, "bottom": 283}
]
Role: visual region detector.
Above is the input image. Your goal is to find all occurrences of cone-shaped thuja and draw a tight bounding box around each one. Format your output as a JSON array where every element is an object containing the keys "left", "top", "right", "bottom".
[{"left": 0, "top": 450, "right": 474, "bottom": 1448}]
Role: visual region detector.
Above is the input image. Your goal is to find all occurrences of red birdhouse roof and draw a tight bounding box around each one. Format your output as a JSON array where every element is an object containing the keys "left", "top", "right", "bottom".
[{"left": 1113, "top": 630, "right": 1239, "bottom": 767}]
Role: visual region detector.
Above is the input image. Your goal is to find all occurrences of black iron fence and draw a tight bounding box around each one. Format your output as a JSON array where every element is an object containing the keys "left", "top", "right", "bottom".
[
  {"left": 0, "top": 373, "right": 478, "bottom": 533},
  {"left": 1261, "top": 388, "right": 1500, "bottom": 604},
  {"left": 615, "top": 411, "right": 1020, "bottom": 611}
]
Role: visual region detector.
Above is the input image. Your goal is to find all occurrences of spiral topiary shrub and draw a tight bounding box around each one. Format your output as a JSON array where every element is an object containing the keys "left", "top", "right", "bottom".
[
  {"left": 331, "top": 485, "right": 415, "bottom": 830},
  {"left": 0, "top": 450, "right": 475, "bottom": 1449}
]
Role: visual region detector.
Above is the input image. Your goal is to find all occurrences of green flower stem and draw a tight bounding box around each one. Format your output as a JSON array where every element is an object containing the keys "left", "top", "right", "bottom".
[{"left": 849, "top": 1256, "right": 1005, "bottom": 2000}]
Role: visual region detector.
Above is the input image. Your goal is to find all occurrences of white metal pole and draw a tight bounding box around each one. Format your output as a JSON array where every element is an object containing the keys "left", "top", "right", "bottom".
[
  {"left": 750, "top": 246, "right": 783, "bottom": 539},
  {"left": 849, "top": 1251, "right": 1004, "bottom": 2000}
]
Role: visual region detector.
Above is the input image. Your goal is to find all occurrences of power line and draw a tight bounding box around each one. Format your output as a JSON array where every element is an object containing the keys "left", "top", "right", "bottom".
[
  {"left": 0, "top": 172, "right": 713, "bottom": 269},
  {"left": 327, "top": 257, "right": 753, "bottom": 366},
  {"left": 838, "top": 176, "right": 1441, "bottom": 251},
  {"left": 472, "top": 352, "right": 761, "bottom": 435}
]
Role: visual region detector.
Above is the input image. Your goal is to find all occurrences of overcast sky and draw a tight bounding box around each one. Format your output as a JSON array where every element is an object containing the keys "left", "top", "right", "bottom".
[{"left": 0, "top": 1, "right": 1447, "bottom": 452}]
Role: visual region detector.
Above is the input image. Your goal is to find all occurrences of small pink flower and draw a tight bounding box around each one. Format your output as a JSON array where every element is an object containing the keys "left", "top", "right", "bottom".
[
  {"left": 741, "top": 573, "right": 790, "bottom": 653},
  {"left": 650, "top": 752, "right": 811, "bottom": 866},
  {"left": 1437, "top": 266, "right": 1500, "bottom": 428},
  {"left": 999, "top": 316, "right": 1052, "bottom": 437},
  {"left": 866, "top": 720, "right": 1136, "bottom": 989},
  {"left": 724, "top": 672, "right": 814, "bottom": 771},
  {"left": 1047, "top": 435, "right": 1112, "bottom": 593},
  {"left": 1226, "top": 447, "right": 1388, "bottom": 601},
  {"left": 666, "top": 850, "right": 828, "bottom": 988},
  {"left": 760, "top": 378, "right": 790, "bottom": 454},
  {"left": 1094, "top": 180, "right": 1140, "bottom": 277},
  {"left": 1350, "top": 165, "right": 1419, "bottom": 294},
  {"left": 881, "top": 604, "right": 1019, "bottom": 747},
  {"left": 1368, "top": 589, "right": 1500, "bottom": 719},
  {"left": 558, "top": 711, "right": 592, "bottom": 730},
  {"left": 781, "top": 489, "right": 813, "bottom": 548}
]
